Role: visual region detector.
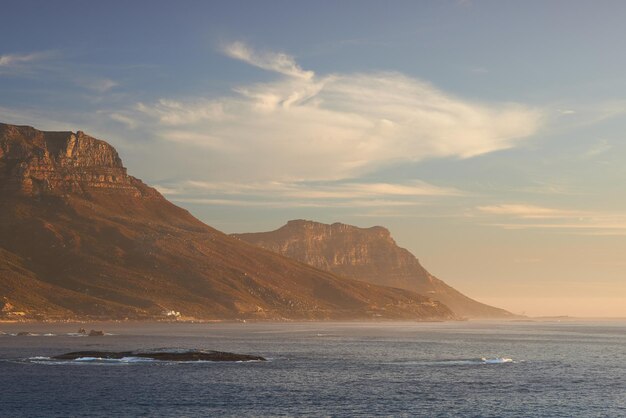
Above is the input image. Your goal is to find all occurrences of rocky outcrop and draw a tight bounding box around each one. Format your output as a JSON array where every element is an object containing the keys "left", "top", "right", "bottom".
[
  {"left": 0, "top": 123, "right": 158, "bottom": 197},
  {"left": 0, "top": 122, "right": 456, "bottom": 321},
  {"left": 52, "top": 350, "right": 266, "bottom": 362},
  {"left": 233, "top": 220, "right": 514, "bottom": 318}
]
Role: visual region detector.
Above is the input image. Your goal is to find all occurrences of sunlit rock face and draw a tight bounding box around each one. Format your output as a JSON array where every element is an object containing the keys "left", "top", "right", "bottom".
[
  {"left": 234, "top": 220, "right": 515, "bottom": 319},
  {"left": 0, "top": 123, "right": 157, "bottom": 197}
]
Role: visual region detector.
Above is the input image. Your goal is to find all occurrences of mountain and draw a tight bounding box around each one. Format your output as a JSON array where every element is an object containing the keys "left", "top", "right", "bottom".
[
  {"left": 0, "top": 122, "right": 456, "bottom": 321},
  {"left": 233, "top": 220, "right": 514, "bottom": 318}
]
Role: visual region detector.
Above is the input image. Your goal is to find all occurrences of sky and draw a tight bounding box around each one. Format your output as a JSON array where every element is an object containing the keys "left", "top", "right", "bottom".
[{"left": 2, "top": 0, "right": 626, "bottom": 317}]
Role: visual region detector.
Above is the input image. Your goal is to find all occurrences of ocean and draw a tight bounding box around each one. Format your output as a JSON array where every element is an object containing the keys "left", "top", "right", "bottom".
[{"left": 1, "top": 320, "right": 624, "bottom": 417}]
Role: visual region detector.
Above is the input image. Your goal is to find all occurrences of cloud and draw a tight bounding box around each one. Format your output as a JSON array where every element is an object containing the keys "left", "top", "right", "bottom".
[
  {"left": 78, "top": 78, "right": 119, "bottom": 93},
  {"left": 170, "top": 197, "right": 417, "bottom": 208},
  {"left": 171, "top": 179, "right": 461, "bottom": 197},
  {"left": 0, "top": 51, "right": 56, "bottom": 75},
  {"left": 478, "top": 203, "right": 626, "bottom": 234},
  {"left": 477, "top": 204, "right": 582, "bottom": 219},
  {"left": 489, "top": 221, "right": 626, "bottom": 236},
  {"left": 124, "top": 42, "right": 542, "bottom": 182},
  {"left": 0, "top": 52, "right": 45, "bottom": 67},
  {"left": 155, "top": 179, "right": 460, "bottom": 208},
  {"left": 582, "top": 139, "right": 612, "bottom": 159},
  {"left": 222, "top": 41, "right": 314, "bottom": 79},
  {"left": 135, "top": 99, "right": 227, "bottom": 125},
  {"left": 109, "top": 113, "right": 137, "bottom": 129}
]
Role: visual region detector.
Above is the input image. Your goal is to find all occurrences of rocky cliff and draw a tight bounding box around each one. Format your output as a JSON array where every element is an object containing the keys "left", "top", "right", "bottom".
[
  {"left": 0, "top": 123, "right": 157, "bottom": 197},
  {"left": 0, "top": 123, "right": 456, "bottom": 321},
  {"left": 233, "top": 220, "right": 514, "bottom": 318}
]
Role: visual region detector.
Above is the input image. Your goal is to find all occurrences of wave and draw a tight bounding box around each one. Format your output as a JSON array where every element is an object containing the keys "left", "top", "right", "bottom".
[
  {"left": 25, "top": 356, "right": 176, "bottom": 365},
  {"left": 73, "top": 356, "right": 156, "bottom": 363},
  {"left": 22, "top": 357, "right": 135, "bottom": 366},
  {"left": 389, "top": 357, "right": 516, "bottom": 366},
  {"left": 1, "top": 332, "right": 111, "bottom": 337},
  {"left": 24, "top": 356, "right": 266, "bottom": 366},
  {"left": 481, "top": 357, "right": 513, "bottom": 364}
]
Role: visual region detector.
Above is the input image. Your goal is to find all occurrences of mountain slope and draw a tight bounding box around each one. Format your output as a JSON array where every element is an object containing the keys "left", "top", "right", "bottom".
[
  {"left": 233, "top": 220, "right": 514, "bottom": 318},
  {"left": 0, "top": 122, "right": 455, "bottom": 321}
]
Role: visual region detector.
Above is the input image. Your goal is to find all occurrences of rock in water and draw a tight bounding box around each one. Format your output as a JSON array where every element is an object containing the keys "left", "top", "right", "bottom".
[{"left": 52, "top": 350, "right": 266, "bottom": 362}]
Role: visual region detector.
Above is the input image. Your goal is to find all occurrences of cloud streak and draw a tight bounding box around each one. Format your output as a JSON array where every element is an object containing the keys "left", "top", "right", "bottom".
[
  {"left": 155, "top": 179, "right": 460, "bottom": 208},
  {"left": 222, "top": 41, "right": 314, "bottom": 79},
  {"left": 477, "top": 204, "right": 583, "bottom": 219},
  {"left": 170, "top": 197, "right": 418, "bottom": 208},
  {"left": 478, "top": 203, "right": 626, "bottom": 234},
  {"left": 0, "top": 52, "right": 46, "bottom": 67},
  {"left": 78, "top": 78, "right": 119, "bottom": 93},
  {"left": 0, "top": 51, "right": 56, "bottom": 74}
]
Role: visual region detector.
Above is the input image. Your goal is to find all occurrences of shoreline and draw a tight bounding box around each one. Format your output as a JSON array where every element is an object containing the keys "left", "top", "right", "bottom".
[{"left": 2, "top": 316, "right": 625, "bottom": 326}]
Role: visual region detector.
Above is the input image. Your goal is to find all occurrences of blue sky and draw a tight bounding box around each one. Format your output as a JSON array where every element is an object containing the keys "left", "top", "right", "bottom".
[{"left": 2, "top": 1, "right": 626, "bottom": 316}]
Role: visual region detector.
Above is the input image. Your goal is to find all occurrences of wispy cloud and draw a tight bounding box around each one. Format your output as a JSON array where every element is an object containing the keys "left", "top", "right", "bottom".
[
  {"left": 166, "top": 179, "right": 461, "bottom": 198},
  {"left": 78, "top": 78, "right": 119, "bottom": 93},
  {"left": 135, "top": 99, "right": 227, "bottom": 125},
  {"left": 125, "top": 42, "right": 542, "bottom": 183},
  {"left": 0, "top": 52, "right": 46, "bottom": 67},
  {"left": 222, "top": 41, "right": 314, "bottom": 79},
  {"left": 549, "top": 101, "right": 626, "bottom": 134},
  {"left": 582, "top": 139, "right": 612, "bottom": 159},
  {"left": 477, "top": 204, "right": 583, "bottom": 219},
  {"left": 478, "top": 203, "right": 626, "bottom": 234},
  {"left": 488, "top": 221, "right": 626, "bottom": 237},
  {"left": 0, "top": 51, "right": 56, "bottom": 74},
  {"left": 515, "top": 183, "right": 575, "bottom": 196},
  {"left": 1, "top": 51, "right": 119, "bottom": 95},
  {"left": 170, "top": 197, "right": 418, "bottom": 208},
  {"left": 155, "top": 179, "right": 461, "bottom": 208},
  {"left": 109, "top": 113, "right": 137, "bottom": 128}
]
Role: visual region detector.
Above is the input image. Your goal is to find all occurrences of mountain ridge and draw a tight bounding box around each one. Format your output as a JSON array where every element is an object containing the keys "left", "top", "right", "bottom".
[
  {"left": 0, "top": 122, "right": 456, "bottom": 321},
  {"left": 233, "top": 219, "right": 514, "bottom": 318}
]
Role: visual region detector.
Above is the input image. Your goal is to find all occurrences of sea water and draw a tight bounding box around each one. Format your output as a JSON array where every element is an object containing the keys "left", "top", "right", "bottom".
[{"left": 1, "top": 320, "right": 624, "bottom": 417}]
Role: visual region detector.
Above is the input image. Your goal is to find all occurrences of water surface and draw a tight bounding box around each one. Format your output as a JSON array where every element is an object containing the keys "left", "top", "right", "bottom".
[{"left": 1, "top": 320, "right": 624, "bottom": 417}]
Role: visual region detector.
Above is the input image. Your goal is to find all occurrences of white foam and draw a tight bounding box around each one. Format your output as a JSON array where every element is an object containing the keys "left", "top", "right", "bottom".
[
  {"left": 481, "top": 357, "right": 513, "bottom": 364},
  {"left": 388, "top": 357, "right": 516, "bottom": 366},
  {"left": 72, "top": 356, "right": 154, "bottom": 363},
  {"left": 25, "top": 353, "right": 268, "bottom": 365},
  {"left": 119, "top": 357, "right": 157, "bottom": 363}
]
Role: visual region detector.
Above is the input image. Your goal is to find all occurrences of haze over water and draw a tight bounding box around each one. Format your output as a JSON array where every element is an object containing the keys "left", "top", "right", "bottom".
[{"left": 1, "top": 321, "right": 625, "bottom": 417}]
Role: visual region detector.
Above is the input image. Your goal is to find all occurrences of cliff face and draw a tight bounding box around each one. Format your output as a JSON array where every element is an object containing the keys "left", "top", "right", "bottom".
[
  {"left": 236, "top": 220, "right": 431, "bottom": 288},
  {"left": 0, "top": 123, "right": 157, "bottom": 197},
  {"left": 233, "top": 220, "right": 514, "bottom": 318},
  {"left": 0, "top": 123, "right": 456, "bottom": 321}
]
